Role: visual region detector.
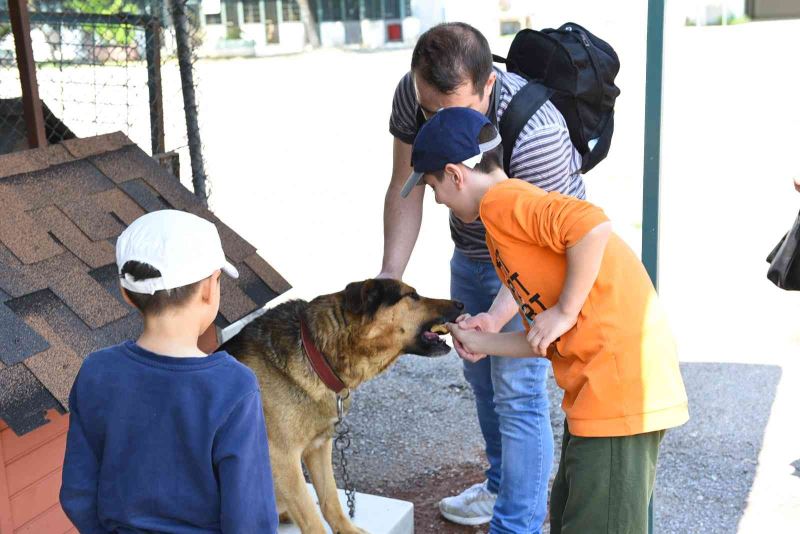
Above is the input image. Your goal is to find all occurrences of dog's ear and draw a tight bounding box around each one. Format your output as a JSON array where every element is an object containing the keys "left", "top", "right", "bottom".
[{"left": 343, "top": 279, "right": 384, "bottom": 316}]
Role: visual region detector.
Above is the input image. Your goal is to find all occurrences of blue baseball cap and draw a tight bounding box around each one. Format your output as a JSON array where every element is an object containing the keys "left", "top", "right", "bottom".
[{"left": 400, "top": 107, "right": 502, "bottom": 198}]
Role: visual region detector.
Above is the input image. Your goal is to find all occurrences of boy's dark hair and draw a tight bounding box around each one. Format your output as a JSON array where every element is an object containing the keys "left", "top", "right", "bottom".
[
  {"left": 473, "top": 124, "right": 503, "bottom": 174},
  {"left": 432, "top": 124, "right": 503, "bottom": 181},
  {"left": 411, "top": 22, "right": 493, "bottom": 97},
  {"left": 120, "top": 260, "right": 203, "bottom": 316}
]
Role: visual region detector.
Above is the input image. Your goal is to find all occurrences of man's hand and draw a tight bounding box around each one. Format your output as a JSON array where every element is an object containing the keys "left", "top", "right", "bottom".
[
  {"left": 526, "top": 304, "right": 578, "bottom": 357},
  {"left": 376, "top": 271, "right": 400, "bottom": 280},
  {"left": 447, "top": 321, "right": 488, "bottom": 363},
  {"left": 794, "top": 176, "right": 800, "bottom": 193}
]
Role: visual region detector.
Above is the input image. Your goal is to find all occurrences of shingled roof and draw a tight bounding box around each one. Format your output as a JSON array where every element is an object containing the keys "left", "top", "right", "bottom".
[{"left": 0, "top": 132, "right": 290, "bottom": 436}]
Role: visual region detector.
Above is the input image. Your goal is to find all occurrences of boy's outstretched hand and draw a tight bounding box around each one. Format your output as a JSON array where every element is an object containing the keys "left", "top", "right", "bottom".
[
  {"left": 447, "top": 315, "right": 489, "bottom": 363},
  {"left": 526, "top": 304, "right": 578, "bottom": 356}
]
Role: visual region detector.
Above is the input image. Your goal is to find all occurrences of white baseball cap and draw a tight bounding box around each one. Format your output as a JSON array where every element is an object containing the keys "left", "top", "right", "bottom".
[{"left": 116, "top": 210, "right": 239, "bottom": 295}]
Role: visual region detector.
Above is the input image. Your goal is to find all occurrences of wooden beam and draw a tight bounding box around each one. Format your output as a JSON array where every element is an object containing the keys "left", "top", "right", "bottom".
[
  {"left": 7, "top": 0, "right": 47, "bottom": 149},
  {"left": 0, "top": 424, "right": 15, "bottom": 534}
]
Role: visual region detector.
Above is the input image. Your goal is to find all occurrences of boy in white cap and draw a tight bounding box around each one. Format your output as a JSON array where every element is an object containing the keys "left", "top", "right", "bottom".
[{"left": 60, "top": 210, "right": 279, "bottom": 534}]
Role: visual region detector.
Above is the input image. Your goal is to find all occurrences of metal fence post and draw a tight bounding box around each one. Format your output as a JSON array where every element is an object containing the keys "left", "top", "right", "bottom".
[
  {"left": 642, "top": 0, "right": 666, "bottom": 290},
  {"left": 8, "top": 0, "right": 46, "bottom": 148},
  {"left": 145, "top": 16, "right": 165, "bottom": 155},
  {"left": 643, "top": 2, "right": 665, "bottom": 533},
  {"left": 169, "top": 0, "right": 208, "bottom": 205}
]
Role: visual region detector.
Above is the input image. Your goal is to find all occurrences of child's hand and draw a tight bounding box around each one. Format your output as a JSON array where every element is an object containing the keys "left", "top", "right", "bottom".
[
  {"left": 526, "top": 304, "right": 578, "bottom": 356},
  {"left": 456, "top": 312, "right": 501, "bottom": 334},
  {"left": 446, "top": 322, "right": 488, "bottom": 363}
]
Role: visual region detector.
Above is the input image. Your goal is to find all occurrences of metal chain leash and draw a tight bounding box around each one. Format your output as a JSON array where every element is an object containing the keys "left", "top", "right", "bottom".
[{"left": 334, "top": 391, "right": 356, "bottom": 519}]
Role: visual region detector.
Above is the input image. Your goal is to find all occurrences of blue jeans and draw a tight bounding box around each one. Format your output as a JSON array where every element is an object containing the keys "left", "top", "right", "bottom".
[{"left": 450, "top": 249, "right": 554, "bottom": 534}]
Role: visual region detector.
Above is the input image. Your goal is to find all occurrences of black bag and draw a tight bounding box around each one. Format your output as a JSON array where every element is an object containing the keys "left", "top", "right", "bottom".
[
  {"left": 493, "top": 22, "right": 621, "bottom": 175},
  {"left": 766, "top": 210, "right": 800, "bottom": 290}
]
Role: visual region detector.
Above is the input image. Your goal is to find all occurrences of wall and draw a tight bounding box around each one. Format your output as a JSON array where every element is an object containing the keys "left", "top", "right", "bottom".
[
  {"left": 0, "top": 412, "right": 74, "bottom": 534},
  {"left": 748, "top": 0, "right": 800, "bottom": 19}
]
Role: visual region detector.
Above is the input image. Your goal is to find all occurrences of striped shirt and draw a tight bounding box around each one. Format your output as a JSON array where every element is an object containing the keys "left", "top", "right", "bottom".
[{"left": 390, "top": 68, "right": 585, "bottom": 262}]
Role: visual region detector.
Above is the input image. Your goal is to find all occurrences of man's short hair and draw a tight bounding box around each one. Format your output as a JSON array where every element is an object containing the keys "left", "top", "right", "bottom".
[
  {"left": 411, "top": 22, "right": 493, "bottom": 97},
  {"left": 120, "top": 260, "right": 204, "bottom": 316}
]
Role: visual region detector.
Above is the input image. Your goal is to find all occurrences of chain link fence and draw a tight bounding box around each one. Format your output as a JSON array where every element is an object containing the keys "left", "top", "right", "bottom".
[{"left": 0, "top": 0, "right": 208, "bottom": 200}]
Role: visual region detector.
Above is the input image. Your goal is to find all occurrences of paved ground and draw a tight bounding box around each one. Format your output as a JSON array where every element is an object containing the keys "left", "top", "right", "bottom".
[{"left": 196, "top": 10, "right": 798, "bottom": 534}]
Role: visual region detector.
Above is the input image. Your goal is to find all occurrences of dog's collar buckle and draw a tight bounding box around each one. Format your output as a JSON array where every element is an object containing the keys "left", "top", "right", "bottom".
[{"left": 300, "top": 315, "right": 348, "bottom": 395}]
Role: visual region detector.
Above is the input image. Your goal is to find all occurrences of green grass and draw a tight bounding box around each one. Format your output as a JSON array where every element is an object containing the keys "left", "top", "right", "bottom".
[{"left": 685, "top": 14, "right": 751, "bottom": 26}]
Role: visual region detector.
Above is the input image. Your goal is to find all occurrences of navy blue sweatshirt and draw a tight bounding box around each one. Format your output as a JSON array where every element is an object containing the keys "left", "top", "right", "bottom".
[{"left": 60, "top": 341, "right": 279, "bottom": 534}]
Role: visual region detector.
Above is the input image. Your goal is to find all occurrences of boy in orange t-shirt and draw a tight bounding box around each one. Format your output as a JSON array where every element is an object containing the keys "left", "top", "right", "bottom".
[{"left": 403, "top": 107, "right": 688, "bottom": 533}]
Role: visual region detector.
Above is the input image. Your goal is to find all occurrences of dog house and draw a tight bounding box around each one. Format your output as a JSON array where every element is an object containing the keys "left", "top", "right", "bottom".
[{"left": 0, "top": 132, "right": 290, "bottom": 533}]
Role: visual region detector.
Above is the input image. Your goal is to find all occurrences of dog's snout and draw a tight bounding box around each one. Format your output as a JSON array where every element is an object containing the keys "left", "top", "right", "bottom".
[{"left": 442, "top": 300, "right": 464, "bottom": 322}]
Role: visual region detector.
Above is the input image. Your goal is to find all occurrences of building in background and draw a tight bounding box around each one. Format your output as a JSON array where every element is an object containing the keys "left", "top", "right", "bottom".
[
  {"left": 678, "top": 0, "right": 748, "bottom": 25},
  {"left": 196, "top": 0, "right": 540, "bottom": 57},
  {"left": 199, "top": 0, "right": 417, "bottom": 56},
  {"left": 677, "top": 0, "right": 800, "bottom": 26},
  {"left": 745, "top": 0, "right": 800, "bottom": 20}
]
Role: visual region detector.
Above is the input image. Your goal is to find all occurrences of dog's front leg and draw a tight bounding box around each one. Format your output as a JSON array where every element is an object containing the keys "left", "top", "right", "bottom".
[
  {"left": 272, "top": 448, "right": 329, "bottom": 534},
  {"left": 303, "top": 438, "right": 370, "bottom": 534}
]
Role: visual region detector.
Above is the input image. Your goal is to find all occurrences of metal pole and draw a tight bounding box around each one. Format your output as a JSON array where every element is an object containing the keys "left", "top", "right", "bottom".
[
  {"left": 643, "top": 1, "right": 665, "bottom": 532},
  {"left": 145, "top": 16, "right": 165, "bottom": 155},
  {"left": 8, "top": 0, "right": 46, "bottom": 148},
  {"left": 169, "top": 0, "right": 209, "bottom": 205},
  {"left": 642, "top": 0, "right": 666, "bottom": 289}
]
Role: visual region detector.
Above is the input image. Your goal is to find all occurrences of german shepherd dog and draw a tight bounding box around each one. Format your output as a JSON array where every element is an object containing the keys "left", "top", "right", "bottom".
[{"left": 220, "top": 278, "right": 463, "bottom": 534}]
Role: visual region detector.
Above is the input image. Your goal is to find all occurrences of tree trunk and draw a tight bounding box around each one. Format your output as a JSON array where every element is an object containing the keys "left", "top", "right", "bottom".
[{"left": 297, "top": 0, "right": 320, "bottom": 48}]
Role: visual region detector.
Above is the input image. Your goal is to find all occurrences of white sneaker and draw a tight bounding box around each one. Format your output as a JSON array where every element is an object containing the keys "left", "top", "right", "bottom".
[{"left": 438, "top": 480, "right": 497, "bottom": 526}]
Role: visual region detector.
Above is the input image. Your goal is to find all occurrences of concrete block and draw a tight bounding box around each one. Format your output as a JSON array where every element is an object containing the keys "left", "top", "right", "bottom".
[{"left": 278, "top": 484, "right": 413, "bottom": 534}]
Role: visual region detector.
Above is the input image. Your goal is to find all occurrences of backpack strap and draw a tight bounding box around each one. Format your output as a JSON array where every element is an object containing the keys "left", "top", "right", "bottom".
[
  {"left": 498, "top": 81, "right": 553, "bottom": 175},
  {"left": 415, "top": 104, "right": 426, "bottom": 131},
  {"left": 489, "top": 76, "right": 501, "bottom": 125}
]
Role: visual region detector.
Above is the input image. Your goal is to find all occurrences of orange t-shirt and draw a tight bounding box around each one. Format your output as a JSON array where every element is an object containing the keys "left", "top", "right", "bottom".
[{"left": 480, "top": 179, "right": 689, "bottom": 437}]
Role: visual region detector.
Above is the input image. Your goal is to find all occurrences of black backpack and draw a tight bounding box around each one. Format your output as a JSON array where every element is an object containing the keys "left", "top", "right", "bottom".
[{"left": 493, "top": 22, "right": 620, "bottom": 175}]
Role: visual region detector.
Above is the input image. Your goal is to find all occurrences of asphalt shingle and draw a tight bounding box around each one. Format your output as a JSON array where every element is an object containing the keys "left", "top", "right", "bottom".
[
  {"left": 30, "top": 205, "right": 115, "bottom": 269},
  {"left": 0, "top": 364, "right": 62, "bottom": 435}
]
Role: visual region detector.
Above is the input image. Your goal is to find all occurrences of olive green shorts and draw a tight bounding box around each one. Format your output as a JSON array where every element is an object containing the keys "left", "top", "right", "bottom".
[{"left": 550, "top": 420, "right": 665, "bottom": 534}]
